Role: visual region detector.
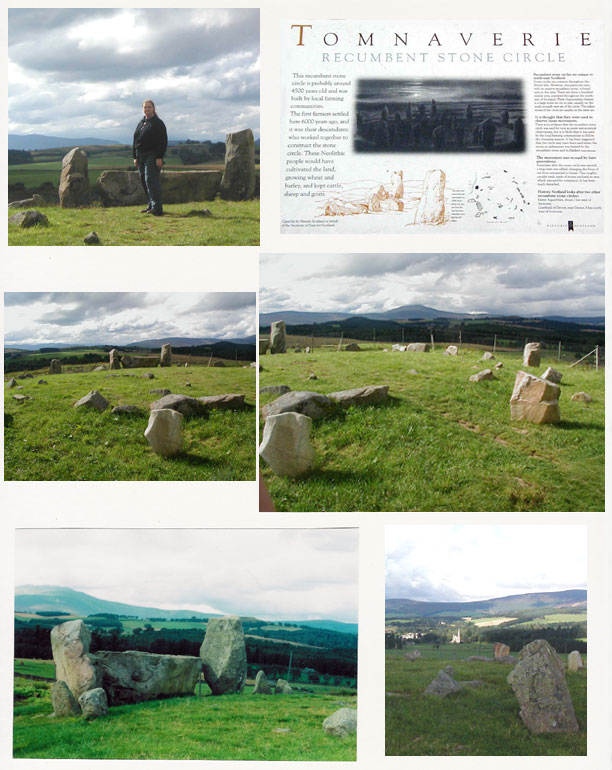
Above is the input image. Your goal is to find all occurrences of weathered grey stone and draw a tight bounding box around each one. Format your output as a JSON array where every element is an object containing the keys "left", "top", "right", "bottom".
[
  {"left": 92, "top": 365, "right": 106, "bottom": 371},
  {"left": 322, "top": 707, "right": 357, "bottom": 737},
  {"left": 84, "top": 231, "right": 100, "bottom": 245},
  {"left": 405, "top": 651, "right": 421, "bottom": 662},
  {"left": 459, "top": 679, "right": 484, "bottom": 689},
  {"left": 252, "top": 670, "right": 272, "bottom": 694},
  {"left": 523, "top": 342, "right": 541, "bottom": 367},
  {"left": 507, "top": 639, "right": 579, "bottom": 733},
  {"left": 443, "top": 665, "right": 455, "bottom": 676},
  {"left": 74, "top": 390, "right": 109, "bottom": 412},
  {"left": 259, "top": 411, "right": 315, "bottom": 477},
  {"left": 308, "top": 373, "right": 317, "bottom": 380},
  {"left": 444, "top": 345, "right": 458, "bottom": 356},
  {"left": 567, "top": 651, "right": 584, "bottom": 672},
  {"left": 414, "top": 169, "right": 446, "bottom": 225},
  {"left": 510, "top": 371, "right": 560, "bottom": 424},
  {"left": 59, "top": 148, "right": 90, "bottom": 208},
  {"left": 494, "top": 642, "right": 511, "bottom": 658},
  {"left": 328, "top": 385, "right": 389, "bottom": 407},
  {"left": 7, "top": 378, "right": 17, "bottom": 388},
  {"left": 51, "top": 620, "right": 100, "bottom": 700},
  {"left": 12, "top": 393, "right": 29, "bottom": 402},
  {"left": 78, "top": 688, "right": 108, "bottom": 719},
  {"left": 109, "top": 349, "right": 120, "bottom": 370},
  {"left": 198, "top": 394, "right": 245, "bottom": 410},
  {"left": 481, "top": 351, "right": 495, "bottom": 361},
  {"left": 97, "top": 170, "right": 222, "bottom": 206},
  {"left": 274, "top": 678, "right": 293, "bottom": 694},
  {"left": 38, "top": 379, "right": 48, "bottom": 385},
  {"left": 212, "top": 361, "right": 225, "bottom": 367},
  {"left": 424, "top": 670, "right": 463, "bottom": 698},
  {"left": 495, "top": 655, "right": 518, "bottom": 665},
  {"left": 8, "top": 193, "right": 47, "bottom": 209},
  {"left": 259, "top": 338, "right": 269, "bottom": 355},
  {"left": 48, "top": 359, "right": 62, "bottom": 375},
  {"left": 469, "top": 369, "right": 495, "bottom": 382},
  {"left": 160, "top": 343, "right": 172, "bottom": 367},
  {"left": 51, "top": 680, "right": 81, "bottom": 716},
  {"left": 111, "top": 405, "right": 140, "bottom": 415},
  {"left": 571, "top": 392, "right": 592, "bottom": 403},
  {"left": 143, "top": 373, "right": 155, "bottom": 380},
  {"left": 392, "top": 344, "right": 407, "bottom": 352},
  {"left": 145, "top": 409, "right": 183, "bottom": 457},
  {"left": 269, "top": 321, "right": 286, "bottom": 354},
  {"left": 149, "top": 393, "right": 208, "bottom": 418},
  {"left": 150, "top": 389, "right": 171, "bottom": 396},
  {"left": 344, "top": 343, "right": 361, "bottom": 351},
  {"left": 465, "top": 656, "right": 494, "bottom": 662},
  {"left": 542, "top": 367, "right": 562, "bottom": 384},
  {"left": 220, "top": 128, "right": 256, "bottom": 201},
  {"left": 259, "top": 385, "right": 291, "bottom": 396},
  {"left": 200, "top": 616, "right": 247, "bottom": 695},
  {"left": 406, "top": 343, "right": 430, "bottom": 353},
  {"left": 96, "top": 650, "right": 201, "bottom": 705},
  {"left": 261, "top": 391, "right": 332, "bottom": 420},
  {"left": 120, "top": 355, "right": 159, "bottom": 369},
  {"left": 8, "top": 210, "right": 49, "bottom": 227},
  {"left": 495, "top": 362, "right": 504, "bottom": 370}
]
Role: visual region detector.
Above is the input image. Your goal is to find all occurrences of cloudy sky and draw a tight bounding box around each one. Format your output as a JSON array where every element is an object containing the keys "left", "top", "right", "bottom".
[
  {"left": 4, "top": 293, "right": 256, "bottom": 346},
  {"left": 386, "top": 525, "right": 587, "bottom": 603},
  {"left": 8, "top": 8, "right": 259, "bottom": 142},
  {"left": 260, "top": 253, "right": 604, "bottom": 318},
  {"left": 15, "top": 529, "right": 359, "bottom": 622}
]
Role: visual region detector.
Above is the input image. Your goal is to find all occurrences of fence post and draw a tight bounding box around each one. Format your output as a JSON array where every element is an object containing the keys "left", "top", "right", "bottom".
[
  {"left": 430, "top": 332, "right": 435, "bottom": 351},
  {"left": 459, "top": 330, "right": 462, "bottom": 349},
  {"left": 558, "top": 341, "right": 561, "bottom": 362},
  {"left": 337, "top": 332, "right": 343, "bottom": 352},
  {"left": 596, "top": 345, "right": 599, "bottom": 372},
  {"left": 310, "top": 333, "right": 314, "bottom": 351},
  {"left": 493, "top": 334, "right": 497, "bottom": 353},
  {"left": 402, "top": 327, "right": 405, "bottom": 344}
]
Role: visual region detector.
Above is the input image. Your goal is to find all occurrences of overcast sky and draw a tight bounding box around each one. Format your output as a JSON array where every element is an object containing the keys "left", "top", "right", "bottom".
[
  {"left": 386, "top": 525, "right": 587, "bottom": 603},
  {"left": 8, "top": 8, "right": 259, "bottom": 142},
  {"left": 4, "top": 293, "right": 256, "bottom": 346},
  {"left": 260, "top": 253, "right": 604, "bottom": 318},
  {"left": 15, "top": 529, "right": 358, "bottom": 622}
]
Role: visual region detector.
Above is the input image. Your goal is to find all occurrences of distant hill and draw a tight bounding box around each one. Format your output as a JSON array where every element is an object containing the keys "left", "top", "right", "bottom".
[
  {"left": 9, "top": 134, "right": 124, "bottom": 151},
  {"left": 285, "top": 619, "right": 358, "bottom": 635},
  {"left": 125, "top": 336, "right": 256, "bottom": 348},
  {"left": 386, "top": 590, "right": 587, "bottom": 619}
]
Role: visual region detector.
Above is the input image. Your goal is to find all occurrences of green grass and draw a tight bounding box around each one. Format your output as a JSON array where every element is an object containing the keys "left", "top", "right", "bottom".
[
  {"left": 8, "top": 199, "right": 259, "bottom": 246},
  {"left": 385, "top": 647, "right": 586, "bottom": 756},
  {"left": 259, "top": 347, "right": 604, "bottom": 511},
  {"left": 14, "top": 678, "right": 356, "bottom": 760},
  {"left": 14, "top": 660, "right": 56, "bottom": 680},
  {"left": 5, "top": 365, "right": 255, "bottom": 480},
  {"left": 515, "top": 613, "right": 588, "bottom": 627}
]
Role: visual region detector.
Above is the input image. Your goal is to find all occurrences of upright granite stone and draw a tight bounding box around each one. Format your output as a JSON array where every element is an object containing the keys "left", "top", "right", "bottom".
[
  {"left": 59, "top": 148, "right": 90, "bottom": 208},
  {"left": 109, "top": 349, "right": 120, "bottom": 370},
  {"left": 51, "top": 619, "right": 100, "bottom": 700},
  {"left": 96, "top": 650, "right": 201, "bottom": 704},
  {"left": 160, "top": 344, "right": 172, "bottom": 367},
  {"left": 567, "top": 651, "right": 584, "bottom": 672},
  {"left": 51, "top": 680, "right": 81, "bottom": 716},
  {"left": 220, "top": 128, "right": 256, "bottom": 201},
  {"left": 424, "top": 670, "right": 463, "bottom": 698},
  {"left": 275, "top": 678, "right": 293, "bottom": 694},
  {"left": 414, "top": 169, "right": 446, "bottom": 225},
  {"left": 542, "top": 366, "right": 562, "bottom": 384},
  {"left": 252, "top": 670, "right": 272, "bottom": 695},
  {"left": 494, "top": 642, "right": 511, "bottom": 658},
  {"left": 259, "top": 411, "right": 315, "bottom": 477},
  {"left": 78, "top": 688, "right": 108, "bottom": 719},
  {"left": 74, "top": 390, "right": 109, "bottom": 412},
  {"left": 510, "top": 371, "right": 560, "bottom": 424},
  {"left": 507, "top": 639, "right": 579, "bottom": 733},
  {"left": 49, "top": 359, "right": 62, "bottom": 375},
  {"left": 322, "top": 707, "right": 357, "bottom": 737},
  {"left": 481, "top": 351, "right": 495, "bottom": 361},
  {"left": 261, "top": 391, "right": 332, "bottom": 419},
  {"left": 523, "top": 342, "right": 541, "bottom": 367},
  {"left": 200, "top": 616, "right": 247, "bottom": 695},
  {"left": 259, "top": 338, "right": 269, "bottom": 355},
  {"left": 269, "top": 321, "right": 286, "bottom": 354},
  {"left": 344, "top": 343, "right": 361, "bottom": 351},
  {"left": 145, "top": 409, "right": 183, "bottom": 456},
  {"left": 444, "top": 345, "right": 458, "bottom": 356}
]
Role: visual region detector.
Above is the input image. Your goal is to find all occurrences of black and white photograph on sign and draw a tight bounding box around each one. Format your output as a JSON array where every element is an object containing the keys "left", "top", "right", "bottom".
[
  {"left": 4, "top": 292, "right": 257, "bottom": 481},
  {"left": 13, "top": 528, "right": 358, "bottom": 760},
  {"left": 385, "top": 525, "right": 587, "bottom": 756},
  {"left": 354, "top": 79, "right": 526, "bottom": 153},
  {"left": 258, "top": 252, "right": 604, "bottom": 513},
  {"left": 8, "top": 8, "right": 260, "bottom": 246}
]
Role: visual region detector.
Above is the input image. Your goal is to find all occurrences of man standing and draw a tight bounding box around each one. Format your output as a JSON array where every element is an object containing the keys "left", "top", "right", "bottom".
[{"left": 133, "top": 99, "right": 168, "bottom": 216}]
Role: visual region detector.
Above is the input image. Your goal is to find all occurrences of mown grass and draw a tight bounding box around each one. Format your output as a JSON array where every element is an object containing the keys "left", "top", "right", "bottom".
[
  {"left": 14, "top": 659, "right": 55, "bottom": 679},
  {"left": 259, "top": 346, "right": 604, "bottom": 512},
  {"left": 385, "top": 647, "right": 586, "bottom": 756},
  {"left": 13, "top": 676, "right": 356, "bottom": 760},
  {"left": 8, "top": 199, "right": 259, "bottom": 246},
  {"left": 5, "top": 365, "right": 256, "bottom": 480}
]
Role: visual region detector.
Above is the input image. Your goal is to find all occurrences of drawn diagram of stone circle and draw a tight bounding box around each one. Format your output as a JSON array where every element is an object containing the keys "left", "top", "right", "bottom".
[{"left": 466, "top": 170, "right": 530, "bottom": 223}]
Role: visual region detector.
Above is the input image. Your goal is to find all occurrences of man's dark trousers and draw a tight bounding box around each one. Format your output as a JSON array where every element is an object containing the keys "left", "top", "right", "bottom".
[{"left": 138, "top": 151, "right": 163, "bottom": 214}]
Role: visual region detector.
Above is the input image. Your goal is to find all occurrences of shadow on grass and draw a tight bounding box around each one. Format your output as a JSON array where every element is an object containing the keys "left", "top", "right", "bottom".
[
  {"left": 557, "top": 420, "right": 604, "bottom": 431},
  {"left": 301, "top": 467, "right": 374, "bottom": 483},
  {"left": 177, "top": 453, "right": 224, "bottom": 468}
]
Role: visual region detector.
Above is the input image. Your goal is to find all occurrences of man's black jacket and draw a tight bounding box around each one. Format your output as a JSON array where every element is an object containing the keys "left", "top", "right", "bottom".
[{"left": 133, "top": 114, "right": 168, "bottom": 159}]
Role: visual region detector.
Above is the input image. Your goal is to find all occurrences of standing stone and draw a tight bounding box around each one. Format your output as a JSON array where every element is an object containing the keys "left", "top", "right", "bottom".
[
  {"left": 51, "top": 619, "right": 100, "bottom": 700},
  {"left": 48, "top": 359, "right": 62, "bottom": 375},
  {"left": 160, "top": 344, "right": 172, "bottom": 367},
  {"left": 406, "top": 343, "right": 430, "bottom": 353},
  {"left": 259, "top": 411, "right": 315, "bottom": 477},
  {"left": 51, "top": 680, "right": 81, "bottom": 716},
  {"left": 523, "top": 342, "right": 541, "bottom": 367},
  {"left": 424, "top": 670, "right": 463, "bottom": 698},
  {"left": 510, "top": 371, "right": 560, "bottom": 424},
  {"left": 481, "top": 351, "right": 495, "bottom": 361},
  {"left": 59, "top": 148, "right": 90, "bottom": 208},
  {"left": 344, "top": 343, "right": 361, "bottom": 352},
  {"left": 269, "top": 321, "right": 286, "bottom": 354},
  {"left": 414, "top": 169, "right": 446, "bottom": 225},
  {"left": 74, "top": 390, "right": 109, "bottom": 412},
  {"left": 78, "top": 688, "right": 108, "bottom": 720},
  {"left": 274, "top": 678, "right": 293, "bottom": 694},
  {"left": 109, "top": 349, "right": 120, "bottom": 370},
  {"left": 7, "top": 378, "right": 17, "bottom": 388},
  {"left": 220, "top": 128, "right": 256, "bottom": 201},
  {"left": 494, "top": 642, "right": 511, "bottom": 658},
  {"left": 252, "top": 670, "right": 272, "bottom": 694},
  {"left": 444, "top": 345, "right": 458, "bottom": 356},
  {"left": 541, "top": 367, "right": 562, "bottom": 384},
  {"left": 322, "top": 708, "right": 357, "bottom": 737},
  {"left": 259, "top": 338, "right": 269, "bottom": 355},
  {"left": 83, "top": 231, "right": 100, "bottom": 245},
  {"left": 567, "top": 651, "right": 584, "bottom": 672},
  {"left": 200, "top": 616, "right": 247, "bottom": 694},
  {"left": 145, "top": 409, "right": 183, "bottom": 457},
  {"left": 507, "top": 639, "right": 579, "bottom": 733}
]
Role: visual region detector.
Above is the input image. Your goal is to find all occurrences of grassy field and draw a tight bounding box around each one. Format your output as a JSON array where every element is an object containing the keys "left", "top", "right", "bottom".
[
  {"left": 515, "top": 613, "right": 588, "bottom": 627},
  {"left": 259, "top": 346, "right": 604, "bottom": 512},
  {"left": 8, "top": 198, "right": 259, "bottom": 246},
  {"left": 5, "top": 365, "right": 256, "bottom": 480},
  {"left": 14, "top": 659, "right": 56, "bottom": 680},
  {"left": 13, "top": 670, "right": 356, "bottom": 760},
  {"left": 386, "top": 646, "right": 586, "bottom": 756}
]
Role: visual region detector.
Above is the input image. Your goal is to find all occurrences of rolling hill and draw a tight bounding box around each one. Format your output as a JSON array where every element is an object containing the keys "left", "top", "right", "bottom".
[{"left": 9, "top": 134, "right": 124, "bottom": 150}]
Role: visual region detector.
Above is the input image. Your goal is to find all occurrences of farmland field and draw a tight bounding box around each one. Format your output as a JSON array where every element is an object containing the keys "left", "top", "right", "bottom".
[
  {"left": 259, "top": 346, "right": 604, "bottom": 512},
  {"left": 515, "top": 613, "right": 588, "bottom": 627},
  {"left": 5, "top": 364, "right": 256, "bottom": 480}
]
